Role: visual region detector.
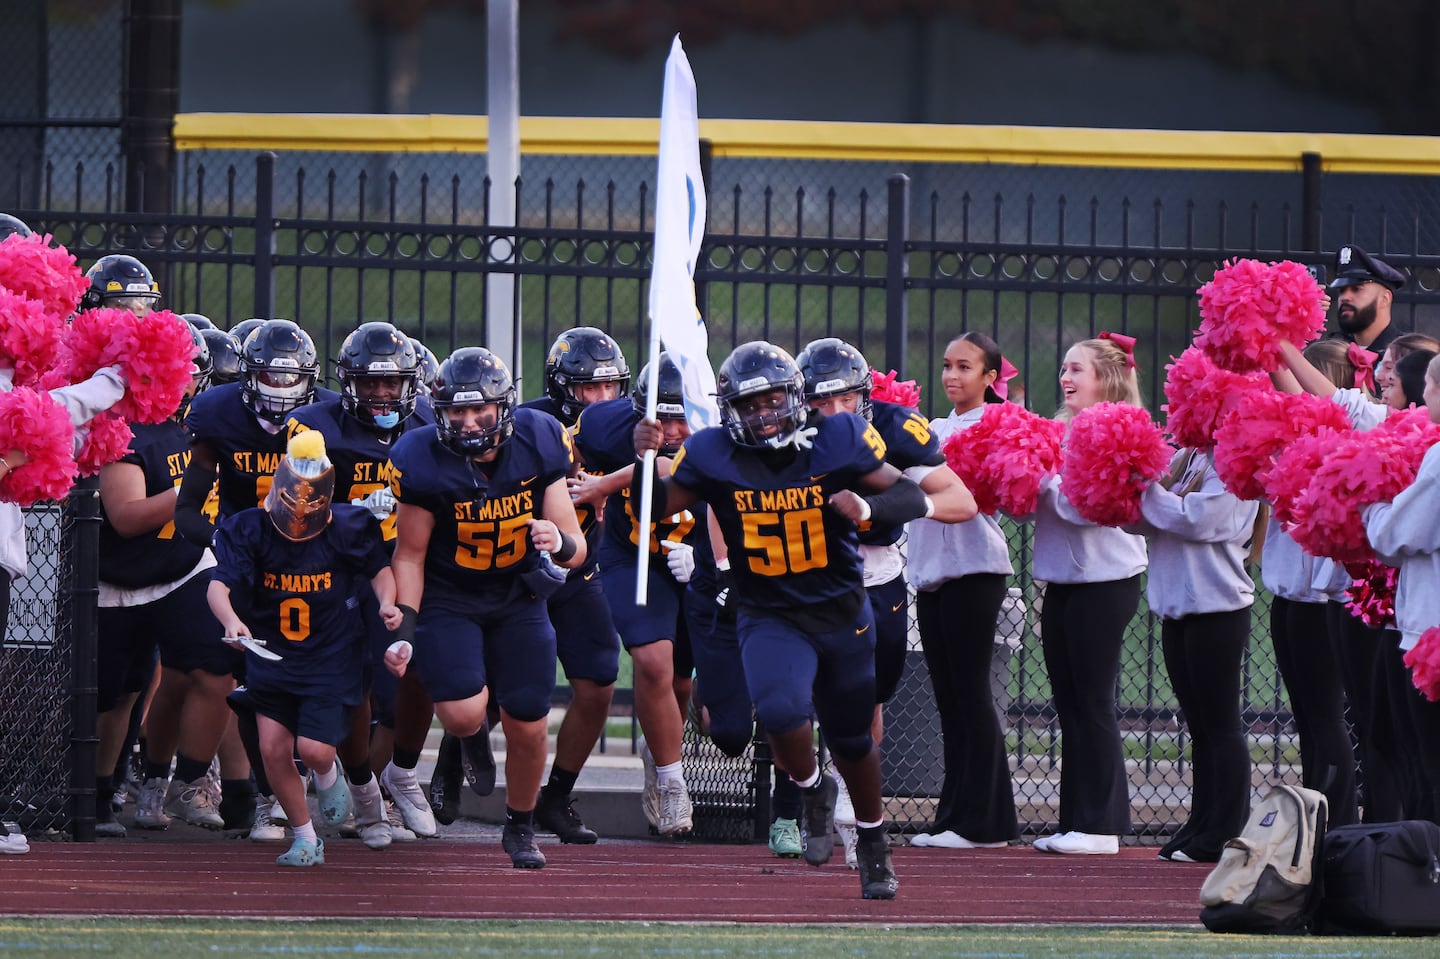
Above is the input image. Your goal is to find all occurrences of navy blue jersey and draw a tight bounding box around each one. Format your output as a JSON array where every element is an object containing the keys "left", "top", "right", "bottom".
[
  {"left": 669, "top": 412, "right": 887, "bottom": 614},
  {"left": 861, "top": 400, "right": 945, "bottom": 546},
  {"left": 185, "top": 382, "right": 340, "bottom": 520},
  {"left": 286, "top": 396, "right": 434, "bottom": 544},
  {"left": 388, "top": 407, "right": 573, "bottom": 615},
  {"left": 574, "top": 396, "right": 704, "bottom": 567},
  {"left": 211, "top": 504, "right": 388, "bottom": 704},
  {"left": 520, "top": 394, "right": 602, "bottom": 571},
  {"left": 99, "top": 420, "right": 208, "bottom": 589}
]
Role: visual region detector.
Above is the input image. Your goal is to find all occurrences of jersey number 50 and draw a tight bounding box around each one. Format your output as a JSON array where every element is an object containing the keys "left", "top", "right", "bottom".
[{"left": 741, "top": 508, "right": 828, "bottom": 575}]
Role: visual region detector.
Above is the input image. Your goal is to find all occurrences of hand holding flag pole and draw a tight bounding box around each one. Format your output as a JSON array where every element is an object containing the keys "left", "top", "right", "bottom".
[{"left": 637, "top": 35, "right": 718, "bottom": 605}]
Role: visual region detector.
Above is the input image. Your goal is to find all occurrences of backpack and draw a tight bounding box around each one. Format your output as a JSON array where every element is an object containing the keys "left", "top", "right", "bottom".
[{"left": 1199, "top": 784, "right": 1329, "bottom": 934}]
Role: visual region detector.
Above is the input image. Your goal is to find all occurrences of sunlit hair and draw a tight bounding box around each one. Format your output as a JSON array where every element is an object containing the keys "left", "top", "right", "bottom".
[
  {"left": 1302, "top": 338, "right": 1372, "bottom": 397},
  {"left": 1427, "top": 353, "right": 1440, "bottom": 388},
  {"left": 1056, "top": 338, "right": 1142, "bottom": 421},
  {"left": 1394, "top": 349, "right": 1436, "bottom": 407},
  {"left": 1386, "top": 333, "right": 1440, "bottom": 362},
  {"left": 948, "top": 331, "right": 1004, "bottom": 404}
]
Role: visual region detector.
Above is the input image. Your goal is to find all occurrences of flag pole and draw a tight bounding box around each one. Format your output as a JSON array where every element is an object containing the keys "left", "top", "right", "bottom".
[{"left": 634, "top": 317, "right": 663, "bottom": 606}]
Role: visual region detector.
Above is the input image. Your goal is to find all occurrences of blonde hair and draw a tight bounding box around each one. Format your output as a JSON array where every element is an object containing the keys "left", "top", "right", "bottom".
[
  {"left": 1303, "top": 338, "right": 1373, "bottom": 397},
  {"left": 1057, "top": 338, "right": 1143, "bottom": 421}
]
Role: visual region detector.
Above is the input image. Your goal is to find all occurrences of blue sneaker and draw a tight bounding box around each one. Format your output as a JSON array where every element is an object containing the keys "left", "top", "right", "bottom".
[
  {"left": 315, "top": 767, "right": 352, "bottom": 827},
  {"left": 276, "top": 837, "right": 324, "bottom": 867}
]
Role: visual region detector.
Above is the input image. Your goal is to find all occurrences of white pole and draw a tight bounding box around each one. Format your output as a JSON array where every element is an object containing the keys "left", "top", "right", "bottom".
[{"left": 486, "top": 0, "right": 520, "bottom": 381}]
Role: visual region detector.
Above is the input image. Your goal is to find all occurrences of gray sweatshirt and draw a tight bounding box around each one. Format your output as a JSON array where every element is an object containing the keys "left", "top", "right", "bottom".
[
  {"left": 1129, "top": 450, "right": 1257, "bottom": 619},
  {"left": 1029, "top": 475, "right": 1148, "bottom": 584},
  {"left": 1364, "top": 442, "right": 1440, "bottom": 651},
  {"left": 1259, "top": 515, "right": 1350, "bottom": 604},
  {"left": 905, "top": 406, "right": 1012, "bottom": 591}
]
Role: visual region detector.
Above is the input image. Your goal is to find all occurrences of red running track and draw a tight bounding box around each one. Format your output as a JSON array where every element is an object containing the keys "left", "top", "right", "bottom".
[{"left": 0, "top": 842, "right": 1206, "bottom": 924}]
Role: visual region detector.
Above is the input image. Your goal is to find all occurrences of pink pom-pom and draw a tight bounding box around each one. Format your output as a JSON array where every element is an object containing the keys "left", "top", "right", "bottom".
[
  {"left": 61, "top": 309, "right": 197, "bottom": 424},
  {"left": 942, "top": 403, "right": 1064, "bottom": 516},
  {"left": 0, "top": 387, "right": 77, "bottom": 506},
  {"left": 1288, "top": 430, "right": 1413, "bottom": 563},
  {"left": 0, "top": 287, "right": 66, "bottom": 388},
  {"left": 1060, "top": 402, "right": 1173, "bottom": 527},
  {"left": 0, "top": 233, "right": 89, "bottom": 318},
  {"left": 1162, "top": 347, "right": 1268, "bottom": 450},
  {"left": 1195, "top": 259, "right": 1327, "bottom": 373},
  {"left": 1403, "top": 628, "right": 1440, "bottom": 703},
  {"left": 870, "top": 368, "right": 921, "bottom": 408},
  {"left": 1212, "top": 390, "right": 1352, "bottom": 501},
  {"left": 75, "top": 412, "right": 134, "bottom": 477},
  {"left": 1344, "top": 559, "right": 1398, "bottom": 629},
  {"left": 1264, "top": 427, "right": 1347, "bottom": 528}
]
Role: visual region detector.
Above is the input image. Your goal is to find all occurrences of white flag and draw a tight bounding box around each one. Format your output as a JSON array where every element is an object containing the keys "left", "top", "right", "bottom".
[{"left": 648, "top": 35, "right": 718, "bottom": 432}]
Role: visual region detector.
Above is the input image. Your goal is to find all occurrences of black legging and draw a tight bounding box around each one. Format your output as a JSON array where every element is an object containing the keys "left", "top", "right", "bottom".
[
  {"left": 1040, "top": 576, "right": 1141, "bottom": 836},
  {"left": 1327, "top": 603, "right": 1411, "bottom": 822},
  {"left": 1160, "top": 608, "right": 1251, "bottom": 860},
  {"left": 1382, "top": 638, "right": 1440, "bottom": 823},
  {"left": 1270, "top": 596, "right": 1357, "bottom": 826},
  {"left": 915, "top": 573, "right": 1018, "bottom": 843}
]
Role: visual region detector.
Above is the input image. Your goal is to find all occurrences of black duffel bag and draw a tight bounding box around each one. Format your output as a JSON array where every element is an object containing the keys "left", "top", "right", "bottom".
[{"left": 1319, "top": 820, "right": 1440, "bottom": 936}]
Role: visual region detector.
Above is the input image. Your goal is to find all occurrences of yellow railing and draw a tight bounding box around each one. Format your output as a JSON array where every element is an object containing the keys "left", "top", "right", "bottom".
[{"left": 173, "top": 113, "right": 1440, "bottom": 175}]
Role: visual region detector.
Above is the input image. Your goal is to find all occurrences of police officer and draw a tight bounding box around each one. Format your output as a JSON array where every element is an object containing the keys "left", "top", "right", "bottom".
[{"left": 1329, "top": 245, "right": 1408, "bottom": 357}]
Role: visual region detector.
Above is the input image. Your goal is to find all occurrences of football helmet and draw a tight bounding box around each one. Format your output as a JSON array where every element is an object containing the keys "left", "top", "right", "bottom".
[
  {"left": 336, "top": 321, "right": 420, "bottom": 430},
  {"left": 797, "top": 337, "right": 873, "bottom": 421},
  {"left": 431, "top": 347, "right": 517, "bottom": 457},
  {"left": 409, "top": 337, "right": 440, "bottom": 395},
  {"left": 0, "top": 214, "right": 32, "bottom": 241},
  {"left": 240, "top": 319, "right": 319, "bottom": 423},
  {"left": 229, "top": 317, "right": 267, "bottom": 349},
  {"left": 173, "top": 322, "right": 212, "bottom": 422},
  {"left": 80, "top": 254, "right": 160, "bottom": 315},
  {"left": 202, "top": 328, "right": 244, "bottom": 386},
  {"left": 633, "top": 353, "right": 687, "bottom": 454},
  {"left": 180, "top": 312, "right": 216, "bottom": 331},
  {"left": 715, "top": 341, "right": 809, "bottom": 448},
  {"left": 266, "top": 432, "right": 335, "bottom": 542},
  {"left": 544, "top": 326, "right": 630, "bottom": 422}
]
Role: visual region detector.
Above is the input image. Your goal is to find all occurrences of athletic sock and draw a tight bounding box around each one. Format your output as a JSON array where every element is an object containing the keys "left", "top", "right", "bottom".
[
  {"left": 546, "top": 766, "right": 579, "bottom": 797},
  {"left": 505, "top": 806, "right": 534, "bottom": 828},
  {"left": 312, "top": 762, "right": 339, "bottom": 791},
  {"left": 656, "top": 760, "right": 684, "bottom": 789},
  {"left": 392, "top": 746, "right": 421, "bottom": 771},
  {"left": 173, "top": 753, "right": 209, "bottom": 786}
]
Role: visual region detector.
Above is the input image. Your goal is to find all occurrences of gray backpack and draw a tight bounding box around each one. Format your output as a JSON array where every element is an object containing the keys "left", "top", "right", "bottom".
[{"left": 1199, "top": 784, "right": 1329, "bottom": 934}]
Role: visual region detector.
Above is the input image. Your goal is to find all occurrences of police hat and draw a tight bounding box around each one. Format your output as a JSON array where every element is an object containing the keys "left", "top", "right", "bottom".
[{"left": 1329, "top": 245, "right": 1406, "bottom": 291}]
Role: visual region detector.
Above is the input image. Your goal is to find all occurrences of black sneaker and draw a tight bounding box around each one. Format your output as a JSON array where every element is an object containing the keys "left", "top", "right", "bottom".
[
  {"left": 502, "top": 822, "right": 547, "bottom": 869},
  {"left": 459, "top": 723, "right": 497, "bottom": 797},
  {"left": 855, "top": 832, "right": 899, "bottom": 900},
  {"left": 219, "top": 790, "right": 257, "bottom": 832},
  {"left": 535, "top": 786, "right": 598, "bottom": 844},
  {"left": 428, "top": 734, "right": 462, "bottom": 825},
  {"left": 801, "top": 775, "right": 838, "bottom": 867}
]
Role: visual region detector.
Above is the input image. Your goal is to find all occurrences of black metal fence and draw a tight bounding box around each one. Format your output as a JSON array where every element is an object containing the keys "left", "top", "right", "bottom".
[{"left": 8, "top": 149, "right": 1440, "bottom": 842}]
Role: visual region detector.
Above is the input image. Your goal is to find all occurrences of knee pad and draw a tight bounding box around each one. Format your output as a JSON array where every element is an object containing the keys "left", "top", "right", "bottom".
[{"left": 825, "top": 730, "right": 874, "bottom": 764}]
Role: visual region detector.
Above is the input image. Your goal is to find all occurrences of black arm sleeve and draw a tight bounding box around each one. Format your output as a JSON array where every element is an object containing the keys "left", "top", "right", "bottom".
[
  {"left": 862, "top": 476, "right": 930, "bottom": 529},
  {"left": 628, "top": 453, "right": 674, "bottom": 524},
  {"left": 174, "top": 460, "right": 218, "bottom": 547}
]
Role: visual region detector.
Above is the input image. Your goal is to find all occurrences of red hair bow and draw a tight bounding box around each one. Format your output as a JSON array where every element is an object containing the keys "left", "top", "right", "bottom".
[
  {"left": 1346, "top": 342, "right": 1376, "bottom": 392},
  {"left": 994, "top": 356, "right": 1020, "bottom": 401},
  {"left": 1099, "top": 331, "right": 1138, "bottom": 370}
]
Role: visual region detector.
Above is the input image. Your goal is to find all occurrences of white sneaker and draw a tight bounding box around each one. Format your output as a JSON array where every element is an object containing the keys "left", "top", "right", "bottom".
[
  {"left": 832, "top": 774, "right": 858, "bottom": 869},
  {"left": 923, "top": 830, "right": 1008, "bottom": 849},
  {"left": 381, "top": 763, "right": 437, "bottom": 838},
  {"left": 639, "top": 738, "right": 660, "bottom": 830},
  {"left": 1032, "top": 833, "right": 1055, "bottom": 852},
  {"left": 351, "top": 777, "right": 391, "bottom": 851},
  {"left": 248, "top": 795, "right": 287, "bottom": 842},
  {"left": 134, "top": 777, "right": 172, "bottom": 830},
  {"left": 0, "top": 822, "right": 28, "bottom": 855},
  {"left": 1039, "top": 831, "right": 1119, "bottom": 855},
  {"left": 385, "top": 800, "right": 417, "bottom": 842},
  {"left": 656, "top": 778, "right": 693, "bottom": 836}
]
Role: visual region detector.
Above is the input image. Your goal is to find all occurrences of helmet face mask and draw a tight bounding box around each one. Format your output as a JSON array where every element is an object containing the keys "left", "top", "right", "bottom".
[
  {"left": 716, "top": 342, "right": 810, "bottom": 449},
  {"left": 81, "top": 255, "right": 160, "bottom": 316},
  {"left": 431, "top": 347, "right": 517, "bottom": 457},
  {"left": 266, "top": 455, "right": 335, "bottom": 541},
  {"left": 797, "top": 337, "right": 873, "bottom": 422},
  {"left": 337, "top": 322, "right": 420, "bottom": 430},
  {"left": 633, "top": 353, "right": 688, "bottom": 454},
  {"left": 240, "top": 320, "right": 319, "bottom": 423},
  {"left": 545, "top": 327, "right": 630, "bottom": 421}
]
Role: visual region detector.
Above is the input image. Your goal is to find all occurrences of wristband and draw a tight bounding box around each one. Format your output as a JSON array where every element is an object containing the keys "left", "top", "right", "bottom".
[
  {"left": 395, "top": 604, "right": 419, "bottom": 646},
  {"left": 716, "top": 557, "right": 730, "bottom": 572},
  {"left": 552, "top": 530, "right": 578, "bottom": 564},
  {"left": 856, "top": 498, "right": 872, "bottom": 522},
  {"left": 923, "top": 495, "right": 935, "bottom": 519}
]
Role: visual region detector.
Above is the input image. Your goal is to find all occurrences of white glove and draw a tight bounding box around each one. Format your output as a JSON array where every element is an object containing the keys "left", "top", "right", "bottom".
[
  {"left": 351, "top": 487, "right": 396, "bottom": 520},
  {"left": 660, "top": 540, "right": 695, "bottom": 583}
]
